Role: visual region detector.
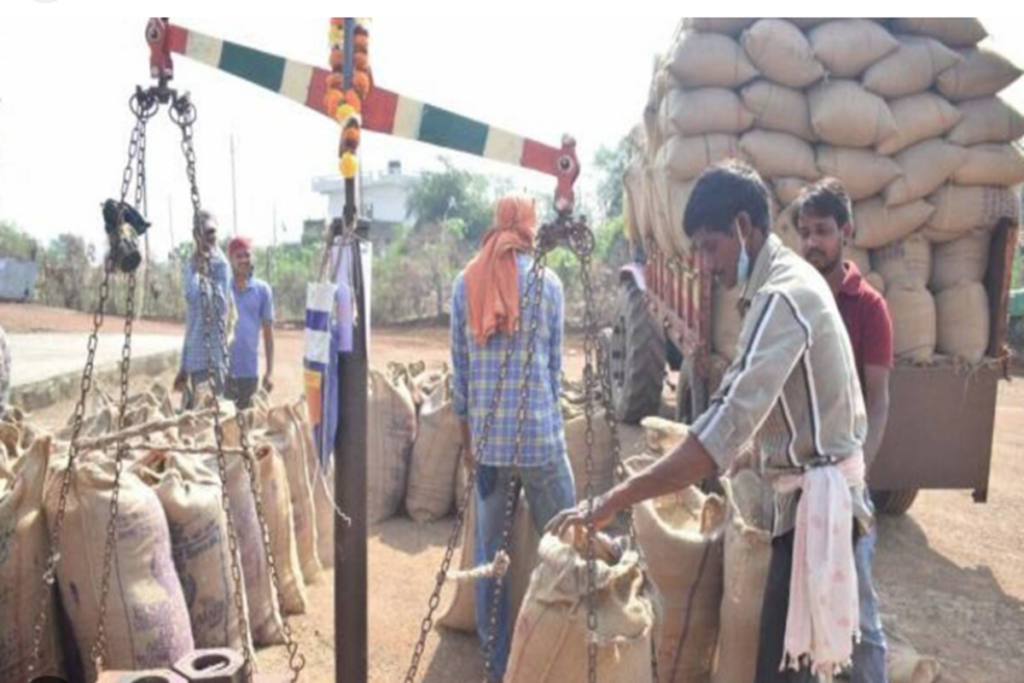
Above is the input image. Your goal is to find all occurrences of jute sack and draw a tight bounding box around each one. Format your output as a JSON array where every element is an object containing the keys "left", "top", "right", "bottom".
[
  {"left": 660, "top": 134, "right": 743, "bottom": 182},
  {"left": 626, "top": 453, "right": 727, "bottom": 683},
  {"left": 683, "top": 18, "right": 755, "bottom": 36},
  {"left": 937, "top": 49, "right": 1024, "bottom": 102},
  {"left": 220, "top": 452, "right": 286, "bottom": 646},
  {"left": 774, "top": 202, "right": 804, "bottom": 253},
  {"left": 564, "top": 411, "right": 617, "bottom": 500},
  {"left": 809, "top": 80, "right": 899, "bottom": 148},
  {"left": 264, "top": 407, "right": 322, "bottom": 585},
  {"left": 46, "top": 459, "right": 194, "bottom": 680},
  {"left": 651, "top": 172, "right": 695, "bottom": 258},
  {"left": 405, "top": 381, "right": 462, "bottom": 523},
  {"left": 670, "top": 31, "right": 759, "bottom": 88},
  {"left": 871, "top": 233, "right": 932, "bottom": 290},
  {"left": 368, "top": 369, "right": 417, "bottom": 524},
  {"left": 848, "top": 247, "right": 872, "bottom": 277},
  {"left": 774, "top": 177, "right": 808, "bottom": 206},
  {"left": 504, "top": 533, "right": 659, "bottom": 683},
  {"left": 741, "top": 19, "right": 825, "bottom": 88},
  {"left": 624, "top": 159, "right": 646, "bottom": 246},
  {"left": 711, "top": 472, "right": 773, "bottom": 683},
  {"left": 878, "top": 93, "right": 963, "bottom": 155},
  {"left": 885, "top": 287, "right": 937, "bottom": 364},
  {"left": 947, "top": 97, "right": 1024, "bottom": 146},
  {"left": 889, "top": 18, "right": 987, "bottom": 47},
  {"left": 924, "top": 185, "right": 1020, "bottom": 242},
  {"left": 255, "top": 442, "right": 307, "bottom": 616},
  {"left": 853, "top": 199, "right": 934, "bottom": 249},
  {"left": 936, "top": 282, "right": 990, "bottom": 363},
  {"left": 740, "top": 80, "right": 815, "bottom": 141},
  {"left": 290, "top": 400, "right": 336, "bottom": 570},
  {"left": 808, "top": 19, "right": 899, "bottom": 78},
  {"left": 884, "top": 140, "right": 968, "bottom": 206},
  {"left": 952, "top": 143, "right": 1024, "bottom": 186},
  {"left": 140, "top": 452, "right": 249, "bottom": 651},
  {"left": 0, "top": 437, "right": 63, "bottom": 683},
  {"left": 930, "top": 231, "right": 992, "bottom": 291},
  {"left": 861, "top": 36, "right": 962, "bottom": 99},
  {"left": 740, "top": 130, "right": 818, "bottom": 180},
  {"left": 663, "top": 88, "right": 754, "bottom": 137},
  {"left": 886, "top": 628, "right": 942, "bottom": 683},
  {"left": 866, "top": 272, "right": 887, "bottom": 295},
  {"left": 816, "top": 147, "right": 903, "bottom": 201},
  {"left": 712, "top": 283, "right": 744, "bottom": 362}
]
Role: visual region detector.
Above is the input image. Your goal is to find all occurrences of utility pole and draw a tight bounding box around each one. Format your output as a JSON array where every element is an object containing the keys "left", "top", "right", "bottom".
[{"left": 230, "top": 133, "right": 239, "bottom": 237}]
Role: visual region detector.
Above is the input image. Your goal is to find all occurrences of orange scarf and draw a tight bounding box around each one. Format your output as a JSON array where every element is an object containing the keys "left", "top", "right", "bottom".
[{"left": 464, "top": 194, "right": 538, "bottom": 347}]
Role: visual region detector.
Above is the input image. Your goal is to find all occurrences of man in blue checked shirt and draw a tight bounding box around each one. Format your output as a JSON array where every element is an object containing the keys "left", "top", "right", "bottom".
[
  {"left": 173, "top": 210, "right": 230, "bottom": 409},
  {"left": 450, "top": 193, "right": 574, "bottom": 683}
]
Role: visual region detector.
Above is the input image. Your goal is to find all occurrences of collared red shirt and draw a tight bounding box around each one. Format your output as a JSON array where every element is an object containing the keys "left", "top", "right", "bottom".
[
  {"left": 691, "top": 234, "right": 869, "bottom": 536},
  {"left": 450, "top": 252, "right": 567, "bottom": 468},
  {"left": 835, "top": 261, "right": 894, "bottom": 392}
]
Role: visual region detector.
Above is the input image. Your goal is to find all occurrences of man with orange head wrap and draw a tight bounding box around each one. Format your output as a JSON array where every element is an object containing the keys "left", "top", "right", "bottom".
[{"left": 450, "top": 193, "right": 574, "bottom": 682}]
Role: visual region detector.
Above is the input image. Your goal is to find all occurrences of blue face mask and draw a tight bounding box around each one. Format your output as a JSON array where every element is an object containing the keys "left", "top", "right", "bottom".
[{"left": 736, "top": 224, "right": 751, "bottom": 285}]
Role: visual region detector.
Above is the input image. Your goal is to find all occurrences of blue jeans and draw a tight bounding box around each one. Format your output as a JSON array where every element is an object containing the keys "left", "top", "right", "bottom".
[
  {"left": 474, "top": 458, "right": 576, "bottom": 683},
  {"left": 852, "top": 524, "right": 888, "bottom": 683}
]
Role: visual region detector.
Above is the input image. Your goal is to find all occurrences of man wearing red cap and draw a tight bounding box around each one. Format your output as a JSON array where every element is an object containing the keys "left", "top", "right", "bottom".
[{"left": 226, "top": 234, "right": 275, "bottom": 409}]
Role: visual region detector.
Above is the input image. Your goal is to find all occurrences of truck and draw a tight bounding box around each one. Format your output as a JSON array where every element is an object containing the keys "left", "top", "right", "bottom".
[{"left": 601, "top": 18, "right": 1021, "bottom": 515}]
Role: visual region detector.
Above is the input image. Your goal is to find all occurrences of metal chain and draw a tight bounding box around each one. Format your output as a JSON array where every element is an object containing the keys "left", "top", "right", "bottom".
[
  {"left": 402, "top": 255, "right": 548, "bottom": 683},
  {"left": 174, "top": 93, "right": 306, "bottom": 683}
]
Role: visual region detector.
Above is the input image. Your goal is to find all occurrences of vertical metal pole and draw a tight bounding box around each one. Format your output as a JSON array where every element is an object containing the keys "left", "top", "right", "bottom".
[
  {"left": 230, "top": 133, "right": 239, "bottom": 237},
  {"left": 336, "top": 241, "right": 368, "bottom": 683}
]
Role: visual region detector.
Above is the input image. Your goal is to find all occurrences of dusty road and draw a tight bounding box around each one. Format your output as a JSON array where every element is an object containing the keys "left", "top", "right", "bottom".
[{"left": 4, "top": 303, "right": 1022, "bottom": 682}]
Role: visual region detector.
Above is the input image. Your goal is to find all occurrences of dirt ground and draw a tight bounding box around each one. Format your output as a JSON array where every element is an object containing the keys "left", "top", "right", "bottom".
[{"left": 5, "top": 303, "right": 1023, "bottom": 683}]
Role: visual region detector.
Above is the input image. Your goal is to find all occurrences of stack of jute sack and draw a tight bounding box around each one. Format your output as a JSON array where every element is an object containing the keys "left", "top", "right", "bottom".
[
  {"left": 0, "top": 386, "right": 337, "bottom": 683},
  {"left": 630, "top": 17, "right": 1023, "bottom": 367}
]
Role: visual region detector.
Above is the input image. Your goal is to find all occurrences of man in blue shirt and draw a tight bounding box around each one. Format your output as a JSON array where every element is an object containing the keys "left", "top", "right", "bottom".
[
  {"left": 174, "top": 210, "right": 230, "bottom": 408},
  {"left": 450, "top": 193, "right": 574, "bottom": 683},
  {"left": 225, "top": 235, "right": 275, "bottom": 409}
]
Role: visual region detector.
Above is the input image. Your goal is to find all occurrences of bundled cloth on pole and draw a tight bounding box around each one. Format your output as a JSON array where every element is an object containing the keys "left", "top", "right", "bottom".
[{"left": 305, "top": 281, "right": 339, "bottom": 471}]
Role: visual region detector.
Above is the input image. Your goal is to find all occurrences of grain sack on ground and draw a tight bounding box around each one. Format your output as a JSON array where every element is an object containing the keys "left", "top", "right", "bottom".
[
  {"left": 886, "top": 288, "right": 937, "bottom": 364},
  {"left": 889, "top": 18, "right": 987, "bottom": 47},
  {"left": 884, "top": 140, "right": 968, "bottom": 206},
  {"left": 663, "top": 88, "right": 755, "bottom": 137},
  {"left": 741, "top": 19, "right": 825, "bottom": 88},
  {"left": 947, "top": 97, "right": 1024, "bottom": 146},
  {"left": 683, "top": 18, "right": 755, "bottom": 36},
  {"left": 626, "top": 453, "right": 726, "bottom": 683},
  {"left": 930, "top": 231, "right": 992, "bottom": 291},
  {"left": 140, "top": 451, "right": 249, "bottom": 652},
  {"left": 290, "top": 401, "right": 336, "bottom": 570},
  {"left": 504, "top": 533, "right": 659, "bottom": 683},
  {"left": 670, "top": 31, "right": 759, "bottom": 88},
  {"left": 879, "top": 93, "right": 963, "bottom": 155},
  {"left": 861, "top": 36, "right": 962, "bottom": 99},
  {"left": 816, "top": 147, "right": 903, "bottom": 201},
  {"left": 808, "top": 19, "right": 899, "bottom": 78},
  {"left": 809, "top": 79, "right": 898, "bottom": 148},
  {"left": 740, "top": 80, "right": 815, "bottom": 141},
  {"left": 220, "top": 452, "right": 286, "bottom": 646},
  {"left": 712, "top": 283, "right": 744, "bottom": 362},
  {"left": 774, "top": 177, "right": 808, "bottom": 206},
  {"left": 886, "top": 626, "right": 942, "bottom": 683},
  {"left": 924, "top": 185, "right": 1020, "bottom": 242},
  {"left": 952, "top": 143, "right": 1024, "bottom": 186},
  {"left": 740, "top": 130, "right": 818, "bottom": 180},
  {"left": 659, "top": 134, "right": 743, "bottom": 182},
  {"left": 565, "top": 412, "right": 617, "bottom": 500},
  {"left": 255, "top": 443, "right": 307, "bottom": 616},
  {"left": 405, "top": 380, "right": 462, "bottom": 523},
  {"left": 368, "top": 369, "right": 417, "bottom": 524},
  {"left": 0, "top": 437, "right": 63, "bottom": 683},
  {"left": 853, "top": 199, "right": 934, "bottom": 249},
  {"left": 711, "top": 472, "right": 773, "bottom": 683},
  {"left": 936, "top": 282, "right": 990, "bottom": 363},
  {"left": 937, "top": 49, "right": 1024, "bottom": 102},
  {"left": 46, "top": 459, "right": 194, "bottom": 680},
  {"left": 871, "top": 233, "right": 932, "bottom": 290}
]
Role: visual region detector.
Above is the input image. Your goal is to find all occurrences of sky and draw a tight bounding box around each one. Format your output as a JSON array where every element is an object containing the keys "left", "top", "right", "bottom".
[{"left": 2, "top": 15, "right": 1024, "bottom": 261}]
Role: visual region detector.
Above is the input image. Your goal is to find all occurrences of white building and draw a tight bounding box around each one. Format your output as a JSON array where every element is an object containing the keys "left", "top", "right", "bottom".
[{"left": 312, "top": 160, "right": 419, "bottom": 228}]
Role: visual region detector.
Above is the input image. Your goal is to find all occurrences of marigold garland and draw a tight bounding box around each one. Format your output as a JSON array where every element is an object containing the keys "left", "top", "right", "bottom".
[{"left": 324, "top": 18, "right": 372, "bottom": 180}]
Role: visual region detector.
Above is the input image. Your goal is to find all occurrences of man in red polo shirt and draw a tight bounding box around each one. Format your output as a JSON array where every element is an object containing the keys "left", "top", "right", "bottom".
[{"left": 796, "top": 177, "right": 893, "bottom": 683}]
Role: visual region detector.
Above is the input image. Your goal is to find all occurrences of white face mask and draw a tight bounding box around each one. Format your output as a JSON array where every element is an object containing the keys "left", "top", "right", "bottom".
[{"left": 736, "top": 223, "right": 751, "bottom": 285}]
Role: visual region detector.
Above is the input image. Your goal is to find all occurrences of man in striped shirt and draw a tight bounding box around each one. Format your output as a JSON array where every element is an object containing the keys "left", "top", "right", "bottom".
[
  {"left": 450, "top": 194, "right": 574, "bottom": 683},
  {"left": 551, "top": 161, "right": 870, "bottom": 681}
]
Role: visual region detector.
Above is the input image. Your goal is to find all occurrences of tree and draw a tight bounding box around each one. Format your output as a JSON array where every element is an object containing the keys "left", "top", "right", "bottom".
[
  {"left": 406, "top": 158, "right": 493, "bottom": 244},
  {"left": 593, "top": 136, "right": 633, "bottom": 220},
  {"left": 0, "top": 221, "right": 38, "bottom": 261}
]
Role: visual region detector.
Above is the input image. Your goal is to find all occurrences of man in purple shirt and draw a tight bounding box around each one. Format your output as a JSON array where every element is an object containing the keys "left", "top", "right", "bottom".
[{"left": 226, "top": 236, "right": 275, "bottom": 409}]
